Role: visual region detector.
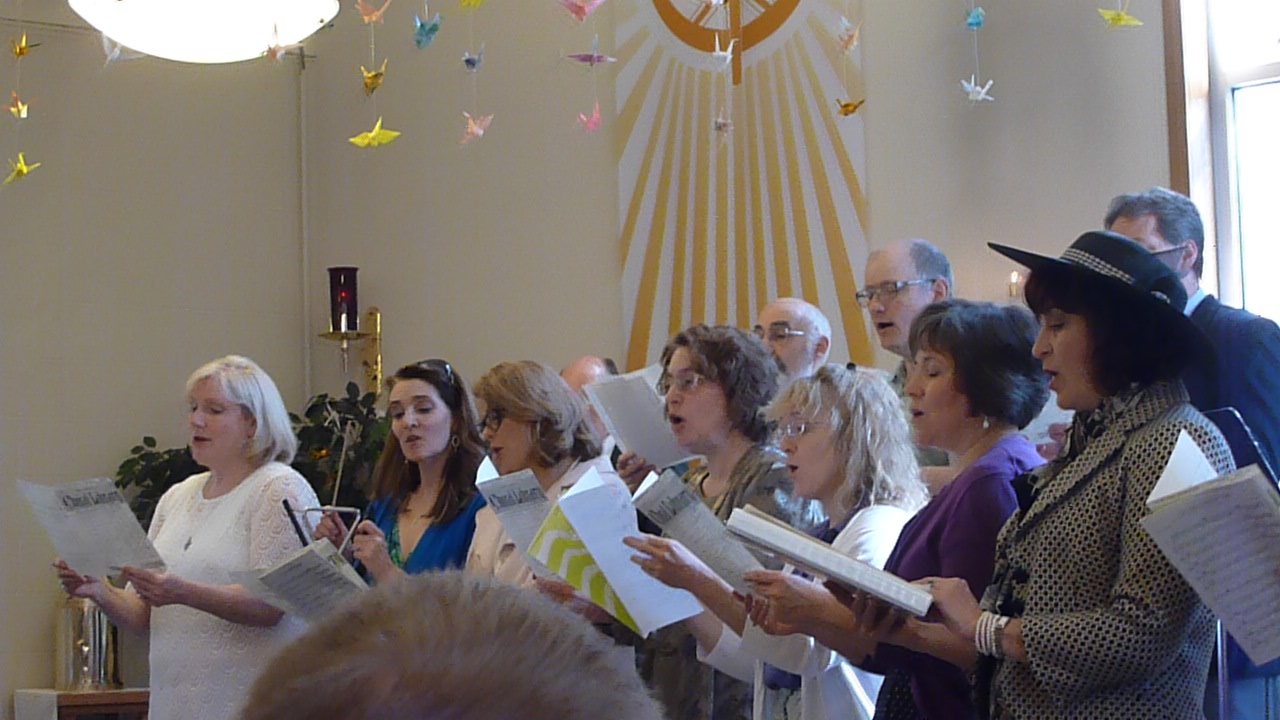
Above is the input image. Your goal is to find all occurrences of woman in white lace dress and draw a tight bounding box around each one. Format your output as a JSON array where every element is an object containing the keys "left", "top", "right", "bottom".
[{"left": 56, "top": 356, "right": 319, "bottom": 720}]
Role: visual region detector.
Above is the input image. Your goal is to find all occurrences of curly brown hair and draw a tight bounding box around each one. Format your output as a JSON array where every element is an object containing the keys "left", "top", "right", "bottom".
[{"left": 660, "top": 324, "right": 784, "bottom": 443}]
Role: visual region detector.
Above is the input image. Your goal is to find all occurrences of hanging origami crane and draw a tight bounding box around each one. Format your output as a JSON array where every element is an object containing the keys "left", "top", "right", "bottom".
[
  {"left": 349, "top": 117, "right": 402, "bottom": 147},
  {"left": 966, "top": 7, "right": 986, "bottom": 30},
  {"left": 463, "top": 44, "right": 484, "bottom": 71},
  {"left": 836, "top": 98, "right": 865, "bottom": 116},
  {"left": 961, "top": 74, "right": 994, "bottom": 103},
  {"left": 10, "top": 33, "right": 40, "bottom": 59},
  {"left": 577, "top": 101, "right": 602, "bottom": 132},
  {"left": 4, "top": 152, "right": 40, "bottom": 184},
  {"left": 559, "top": 0, "right": 607, "bottom": 23},
  {"left": 414, "top": 4, "right": 443, "bottom": 48},
  {"left": 357, "top": 0, "right": 393, "bottom": 24},
  {"left": 460, "top": 111, "right": 493, "bottom": 144},
  {"left": 567, "top": 35, "right": 616, "bottom": 66},
  {"left": 102, "top": 34, "right": 145, "bottom": 66},
  {"left": 710, "top": 34, "right": 736, "bottom": 70},
  {"left": 714, "top": 107, "right": 733, "bottom": 135},
  {"left": 1098, "top": 1, "right": 1143, "bottom": 28},
  {"left": 362, "top": 58, "right": 388, "bottom": 95},
  {"left": 9, "top": 91, "right": 28, "bottom": 119},
  {"left": 837, "top": 17, "right": 862, "bottom": 54},
  {"left": 460, "top": 0, "right": 485, "bottom": 7}
]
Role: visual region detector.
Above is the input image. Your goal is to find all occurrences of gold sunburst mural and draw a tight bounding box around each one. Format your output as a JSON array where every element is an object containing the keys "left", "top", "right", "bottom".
[{"left": 617, "top": 0, "right": 875, "bottom": 369}]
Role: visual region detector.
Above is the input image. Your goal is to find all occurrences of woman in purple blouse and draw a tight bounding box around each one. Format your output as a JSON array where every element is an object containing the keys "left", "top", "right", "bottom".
[{"left": 747, "top": 300, "right": 1048, "bottom": 720}]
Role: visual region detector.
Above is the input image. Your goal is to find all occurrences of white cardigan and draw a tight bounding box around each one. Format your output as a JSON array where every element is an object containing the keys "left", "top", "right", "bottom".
[{"left": 698, "top": 503, "right": 913, "bottom": 720}]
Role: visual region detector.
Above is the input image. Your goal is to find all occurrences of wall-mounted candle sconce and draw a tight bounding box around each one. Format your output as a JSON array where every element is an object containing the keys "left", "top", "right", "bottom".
[{"left": 318, "top": 266, "right": 383, "bottom": 393}]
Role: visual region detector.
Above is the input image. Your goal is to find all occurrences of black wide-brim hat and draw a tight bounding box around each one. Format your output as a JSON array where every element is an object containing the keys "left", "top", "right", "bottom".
[{"left": 989, "top": 230, "right": 1208, "bottom": 357}]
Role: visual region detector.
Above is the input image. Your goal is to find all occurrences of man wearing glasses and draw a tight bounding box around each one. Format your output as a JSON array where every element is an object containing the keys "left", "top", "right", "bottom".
[
  {"left": 859, "top": 239, "right": 953, "bottom": 390},
  {"left": 752, "top": 297, "right": 832, "bottom": 383},
  {"left": 1107, "top": 188, "right": 1280, "bottom": 720},
  {"left": 1106, "top": 188, "right": 1280, "bottom": 475}
]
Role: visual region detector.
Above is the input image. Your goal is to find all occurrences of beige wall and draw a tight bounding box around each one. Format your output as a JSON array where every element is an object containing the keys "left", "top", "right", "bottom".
[
  {"left": 0, "top": 0, "right": 1173, "bottom": 716},
  {"left": 301, "top": 4, "right": 625, "bottom": 387},
  {"left": 0, "top": 3, "right": 305, "bottom": 715}
]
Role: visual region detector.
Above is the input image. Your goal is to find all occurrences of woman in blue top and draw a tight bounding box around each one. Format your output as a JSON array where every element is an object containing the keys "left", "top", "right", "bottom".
[{"left": 315, "top": 359, "right": 487, "bottom": 582}]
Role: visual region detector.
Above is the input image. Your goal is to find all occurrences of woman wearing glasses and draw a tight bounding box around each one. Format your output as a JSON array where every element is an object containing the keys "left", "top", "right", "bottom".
[
  {"left": 313, "top": 359, "right": 487, "bottom": 583},
  {"left": 627, "top": 364, "right": 928, "bottom": 720},
  {"left": 465, "top": 360, "right": 618, "bottom": 586},
  {"left": 619, "top": 324, "right": 822, "bottom": 720},
  {"left": 746, "top": 300, "right": 1048, "bottom": 720}
]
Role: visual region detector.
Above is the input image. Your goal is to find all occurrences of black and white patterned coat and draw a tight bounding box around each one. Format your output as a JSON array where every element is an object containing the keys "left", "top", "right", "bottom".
[{"left": 980, "top": 381, "right": 1234, "bottom": 719}]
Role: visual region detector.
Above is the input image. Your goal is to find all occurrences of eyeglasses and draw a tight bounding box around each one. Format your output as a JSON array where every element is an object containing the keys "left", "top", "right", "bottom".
[
  {"left": 1148, "top": 244, "right": 1187, "bottom": 270},
  {"left": 752, "top": 321, "right": 808, "bottom": 343},
  {"left": 778, "top": 420, "right": 827, "bottom": 439},
  {"left": 479, "top": 408, "right": 505, "bottom": 433},
  {"left": 855, "top": 279, "right": 936, "bottom": 308},
  {"left": 657, "top": 371, "right": 708, "bottom": 395},
  {"left": 414, "top": 358, "right": 455, "bottom": 385}
]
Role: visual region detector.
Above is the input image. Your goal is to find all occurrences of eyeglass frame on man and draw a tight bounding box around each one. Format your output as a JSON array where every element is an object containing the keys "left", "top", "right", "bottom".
[
  {"left": 1147, "top": 243, "right": 1190, "bottom": 272},
  {"left": 855, "top": 278, "right": 937, "bottom": 308},
  {"left": 752, "top": 321, "right": 809, "bottom": 343}
]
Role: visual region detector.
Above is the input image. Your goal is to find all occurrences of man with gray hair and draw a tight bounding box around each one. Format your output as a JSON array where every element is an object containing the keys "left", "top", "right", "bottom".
[
  {"left": 1106, "top": 187, "right": 1280, "bottom": 473},
  {"left": 753, "top": 297, "right": 832, "bottom": 383},
  {"left": 861, "top": 238, "right": 953, "bottom": 473}
]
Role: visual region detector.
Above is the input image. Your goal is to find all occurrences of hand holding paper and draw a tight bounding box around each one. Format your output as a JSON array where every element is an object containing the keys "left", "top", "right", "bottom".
[{"left": 20, "top": 478, "right": 165, "bottom": 580}]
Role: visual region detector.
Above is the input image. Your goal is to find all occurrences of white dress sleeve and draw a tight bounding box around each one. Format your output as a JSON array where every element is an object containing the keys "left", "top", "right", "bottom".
[
  {"left": 245, "top": 464, "right": 320, "bottom": 570},
  {"left": 739, "top": 504, "right": 912, "bottom": 675}
]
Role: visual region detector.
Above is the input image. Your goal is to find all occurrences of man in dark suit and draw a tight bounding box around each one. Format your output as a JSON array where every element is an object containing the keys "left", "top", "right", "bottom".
[
  {"left": 1106, "top": 187, "right": 1280, "bottom": 473},
  {"left": 1107, "top": 188, "right": 1280, "bottom": 720}
]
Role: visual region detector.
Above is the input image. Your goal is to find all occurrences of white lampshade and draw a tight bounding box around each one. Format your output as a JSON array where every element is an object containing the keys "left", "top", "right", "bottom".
[{"left": 68, "top": 0, "right": 340, "bottom": 64}]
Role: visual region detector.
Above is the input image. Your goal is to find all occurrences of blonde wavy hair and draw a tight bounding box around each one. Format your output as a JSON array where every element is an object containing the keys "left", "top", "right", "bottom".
[{"left": 766, "top": 364, "right": 927, "bottom": 518}]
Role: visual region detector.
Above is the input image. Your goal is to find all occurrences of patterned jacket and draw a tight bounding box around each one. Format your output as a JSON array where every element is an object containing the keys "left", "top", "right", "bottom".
[{"left": 980, "top": 381, "right": 1234, "bottom": 719}]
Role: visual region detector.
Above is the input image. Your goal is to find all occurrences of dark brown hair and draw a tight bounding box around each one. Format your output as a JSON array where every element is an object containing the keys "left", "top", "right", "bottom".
[
  {"left": 369, "top": 360, "right": 485, "bottom": 525},
  {"left": 660, "top": 324, "right": 783, "bottom": 443},
  {"left": 1023, "top": 268, "right": 1195, "bottom": 396}
]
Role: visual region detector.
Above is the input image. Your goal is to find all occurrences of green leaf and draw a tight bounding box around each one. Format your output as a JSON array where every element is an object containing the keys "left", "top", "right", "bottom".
[{"left": 143, "top": 436, "right": 157, "bottom": 448}]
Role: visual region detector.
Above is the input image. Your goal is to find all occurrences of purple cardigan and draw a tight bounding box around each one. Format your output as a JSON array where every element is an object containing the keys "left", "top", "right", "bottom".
[{"left": 865, "top": 434, "right": 1043, "bottom": 720}]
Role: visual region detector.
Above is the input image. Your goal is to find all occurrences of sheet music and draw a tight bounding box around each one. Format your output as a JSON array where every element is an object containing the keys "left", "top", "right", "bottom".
[
  {"left": 551, "top": 467, "right": 702, "bottom": 636},
  {"left": 19, "top": 478, "right": 165, "bottom": 578},
  {"left": 476, "top": 469, "right": 556, "bottom": 577},
  {"left": 584, "top": 371, "right": 697, "bottom": 470},
  {"left": 475, "top": 456, "right": 499, "bottom": 484},
  {"left": 633, "top": 469, "right": 763, "bottom": 593},
  {"left": 240, "top": 541, "right": 369, "bottom": 622},
  {"left": 1142, "top": 464, "right": 1280, "bottom": 665},
  {"left": 727, "top": 506, "right": 932, "bottom": 616}
]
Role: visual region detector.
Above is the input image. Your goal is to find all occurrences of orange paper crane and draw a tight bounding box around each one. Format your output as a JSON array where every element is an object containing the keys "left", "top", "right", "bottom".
[
  {"left": 356, "top": 0, "right": 393, "bottom": 24},
  {"left": 9, "top": 91, "right": 28, "bottom": 119},
  {"left": 11, "top": 32, "right": 40, "bottom": 59}
]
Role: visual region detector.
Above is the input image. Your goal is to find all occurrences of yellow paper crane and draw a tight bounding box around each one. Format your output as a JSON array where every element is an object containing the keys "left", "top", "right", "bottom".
[
  {"left": 361, "top": 58, "right": 388, "bottom": 96},
  {"left": 9, "top": 91, "right": 28, "bottom": 119},
  {"left": 10, "top": 32, "right": 40, "bottom": 59},
  {"left": 1098, "top": 1, "right": 1143, "bottom": 28},
  {"left": 5, "top": 153, "right": 41, "bottom": 184},
  {"left": 836, "top": 98, "right": 865, "bottom": 117},
  {"left": 349, "top": 117, "right": 401, "bottom": 148}
]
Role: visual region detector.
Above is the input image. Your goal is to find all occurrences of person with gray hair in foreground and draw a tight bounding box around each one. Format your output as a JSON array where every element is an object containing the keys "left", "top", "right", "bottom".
[{"left": 240, "top": 571, "right": 665, "bottom": 720}]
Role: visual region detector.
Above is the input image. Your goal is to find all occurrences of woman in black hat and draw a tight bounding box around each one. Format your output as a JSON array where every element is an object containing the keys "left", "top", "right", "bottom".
[{"left": 868, "top": 231, "right": 1235, "bottom": 718}]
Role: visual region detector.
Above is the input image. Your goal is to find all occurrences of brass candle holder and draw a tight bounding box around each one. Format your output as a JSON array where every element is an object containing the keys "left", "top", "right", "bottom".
[{"left": 319, "top": 307, "right": 383, "bottom": 394}]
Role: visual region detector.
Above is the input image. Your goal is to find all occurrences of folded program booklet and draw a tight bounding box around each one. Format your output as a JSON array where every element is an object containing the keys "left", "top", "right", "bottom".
[{"left": 726, "top": 505, "right": 932, "bottom": 616}]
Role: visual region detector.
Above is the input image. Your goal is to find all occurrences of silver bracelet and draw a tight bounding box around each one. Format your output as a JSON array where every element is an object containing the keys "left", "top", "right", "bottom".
[{"left": 975, "top": 611, "right": 1010, "bottom": 658}]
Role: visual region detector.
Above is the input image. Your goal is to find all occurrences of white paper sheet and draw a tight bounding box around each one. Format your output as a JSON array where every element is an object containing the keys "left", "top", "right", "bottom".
[
  {"left": 1142, "top": 464, "right": 1280, "bottom": 665},
  {"left": 237, "top": 541, "right": 368, "bottom": 622},
  {"left": 1148, "top": 430, "right": 1220, "bottom": 508},
  {"left": 556, "top": 467, "right": 702, "bottom": 636},
  {"left": 19, "top": 478, "right": 165, "bottom": 579},
  {"left": 633, "top": 469, "right": 763, "bottom": 593},
  {"left": 475, "top": 469, "right": 555, "bottom": 577},
  {"left": 584, "top": 371, "right": 696, "bottom": 470},
  {"left": 475, "top": 456, "right": 500, "bottom": 484},
  {"left": 727, "top": 506, "right": 932, "bottom": 616}
]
